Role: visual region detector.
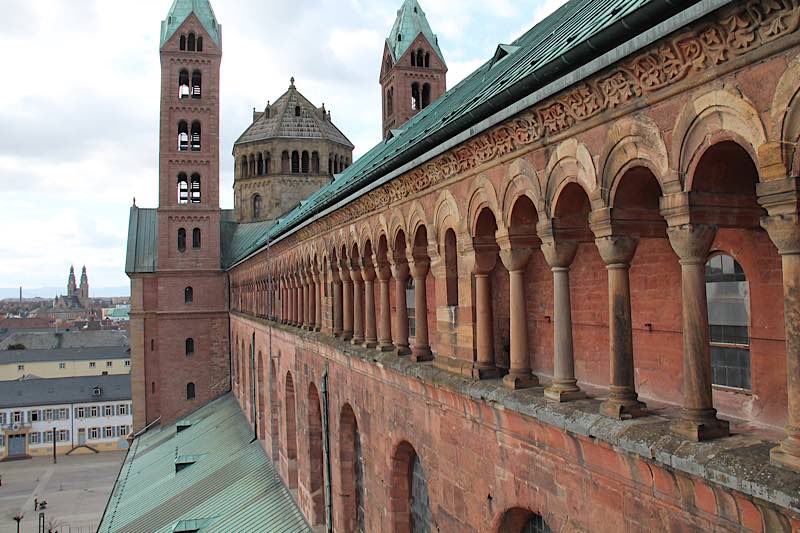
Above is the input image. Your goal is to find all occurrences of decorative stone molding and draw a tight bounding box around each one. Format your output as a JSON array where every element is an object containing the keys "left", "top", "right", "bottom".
[
  {"left": 666, "top": 224, "right": 717, "bottom": 264},
  {"left": 762, "top": 213, "right": 800, "bottom": 254}
]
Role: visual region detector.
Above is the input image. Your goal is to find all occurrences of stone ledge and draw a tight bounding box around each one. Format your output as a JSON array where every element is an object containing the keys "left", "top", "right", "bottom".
[{"left": 234, "top": 312, "right": 800, "bottom": 515}]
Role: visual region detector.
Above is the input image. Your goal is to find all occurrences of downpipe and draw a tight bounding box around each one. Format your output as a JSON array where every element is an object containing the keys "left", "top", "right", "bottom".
[{"left": 322, "top": 366, "right": 333, "bottom": 533}]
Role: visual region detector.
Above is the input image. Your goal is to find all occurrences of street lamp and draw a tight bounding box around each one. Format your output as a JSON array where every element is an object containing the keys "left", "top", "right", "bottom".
[{"left": 12, "top": 513, "right": 23, "bottom": 533}]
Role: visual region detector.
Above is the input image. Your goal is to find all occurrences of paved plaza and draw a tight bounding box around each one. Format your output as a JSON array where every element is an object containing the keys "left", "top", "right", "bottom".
[{"left": 0, "top": 452, "right": 125, "bottom": 533}]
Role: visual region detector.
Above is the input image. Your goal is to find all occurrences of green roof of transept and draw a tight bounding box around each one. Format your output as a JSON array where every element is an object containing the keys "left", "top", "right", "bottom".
[
  {"left": 387, "top": 0, "right": 446, "bottom": 65},
  {"left": 160, "top": 0, "right": 221, "bottom": 48}
]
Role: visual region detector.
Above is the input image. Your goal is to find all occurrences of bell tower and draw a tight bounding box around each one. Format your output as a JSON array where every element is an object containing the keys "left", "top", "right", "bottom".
[{"left": 380, "top": 0, "right": 447, "bottom": 139}]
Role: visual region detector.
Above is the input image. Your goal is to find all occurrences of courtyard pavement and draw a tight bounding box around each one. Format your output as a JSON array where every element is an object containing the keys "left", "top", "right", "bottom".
[{"left": 0, "top": 451, "right": 125, "bottom": 533}]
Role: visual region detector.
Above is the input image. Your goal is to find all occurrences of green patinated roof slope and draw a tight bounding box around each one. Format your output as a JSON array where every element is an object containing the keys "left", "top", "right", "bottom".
[
  {"left": 125, "top": 207, "right": 157, "bottom": 274},
  {"left": 98, "top": 394, "right": 311, "bottom": 533},
  {"left": 161, "top": 0, "right": 221, "bottom": 47},
  {"left": 224, "top": 0, "right": 682, "bottom": 266},
  {"left": 387, "top": 0, "right": 445, "bottom": 65}
]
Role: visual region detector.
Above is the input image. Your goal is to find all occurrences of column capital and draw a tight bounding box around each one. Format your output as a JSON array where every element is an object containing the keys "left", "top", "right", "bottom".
[
  {"left": 499, "top": 247, "right": 532, "bottom": 272},
  {"left": 595, "top": 235, "right": 639, "bottom": 267},
  {"left": 666, "top": 223, "right": 717, "bottom": 264},
  {"left": 474, "top": 248, "right": 498, "bottom": 275},
  {"left": 376, "top": 262, "right": 392, "bottom": 282},
  {"left": 761, "top": 213, "right": 800, "bottom": 255},
  {"left": 410, "top": 257, "right": 430, "bottom": 279},
  {"left": 390, "top": 260, "right": 410, "bottom": 281},
  {"left": 541, "top": 240, "right": 578, "bottom": 269},
  {"left": 361, "top": 263, "right": 376, "bottom": 282}
]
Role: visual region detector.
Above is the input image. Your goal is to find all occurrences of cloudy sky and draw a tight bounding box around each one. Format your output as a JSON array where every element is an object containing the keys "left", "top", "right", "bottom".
[{"left": 0, "top": 0, "right": 564, "bottom": 292}]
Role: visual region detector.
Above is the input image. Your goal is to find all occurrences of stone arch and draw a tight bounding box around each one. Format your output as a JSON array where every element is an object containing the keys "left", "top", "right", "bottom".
[
  {"left": 432, "top": 190, "right": 462, "bottom": 246},
  {"left": 500, "top": 158, "right": 544, "bottom": 228},
  {"left": 406, "top": 201, "right": 431, "bottom": 246},
  {"left": 772, "top": 55, "right": 800, "bottom": 176},
  {"left": 387, "top": 209, "right": 408, "bottom": 252},
  {"left": 357, "top": 223, "right": 376, "bottom": 255},
  {"left": 307, "top": 382, "right": 325, "bottom": 526},
  {"left": 467, "top": 175, "right": 502, "bottom": 236},
  {"left": 389, "top": 440, "right": 432, "bottom": 533},
  {"left": 268, "top": 358, "right": 279, "bottom": 460},
  {"left": 599, "top": 116, "right": 672, "bottom": 206},
  {"left": 544, "top": 138, "right": 599, "bottom": 216},
  {"left": 257, "top": 351, "right": 265, "bottom": 441},
  {"left": 672, "top": 89, "right": 767, "bottom": 189},
  {"left": 339, "top": 403, "right": 365, "bottom": 533},
  {"left": 284, "top": 371, "right": 298, "bottom": 489},
  {"left": 495, "top": 507, "right": 554, "bottom": 533}
]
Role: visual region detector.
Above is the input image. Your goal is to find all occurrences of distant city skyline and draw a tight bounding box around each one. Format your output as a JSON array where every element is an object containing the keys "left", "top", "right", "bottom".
[{"left": 0, "top": 0, "right": 564, "bottom": 288}]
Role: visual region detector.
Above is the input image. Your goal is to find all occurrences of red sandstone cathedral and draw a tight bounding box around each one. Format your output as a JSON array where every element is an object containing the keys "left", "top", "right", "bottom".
[{"left": 115, "top": 0, "right": 800, "bottom": 531}]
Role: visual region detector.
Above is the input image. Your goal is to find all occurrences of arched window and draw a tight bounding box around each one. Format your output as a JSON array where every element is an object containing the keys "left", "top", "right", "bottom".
[
  {"left": 311, "top": 152, "right": 320, "bottom": 174},
  {"left": 291, "top": 151, "right": 300, "bottom": 174},
  {"left": 177, "top": 228, "right": 186, "bottom": 252},
  {"left": 257, "top": 153, "right": 264, "bottom": 175},
  {"left": 178, "top": 70, "right": 190, "bottom": 99},
  {"left": 334, "top": 154, "right": 340, "bottom": 174},
  {"left": 177, "top": 174, "right": 189, "bottom": 204},
  {"left": 190, "top": 174, "right": 201, "bottom": 203},
  {"left": 253, "top": 194, "right": 262, "bottom": 219},
  {"left": 196, "top": 36, "right": 203, "bottom": 52},
  {"left": 444, "top": 229, "right": 458, "bottom": 306},
  {"left": 186, "top": 382, "right": 196, "bottom": 400},
  {"left": 416, "top": 50, "right": 424, "bottom": 68},
  {"left": 411, "top": 82, "right": 421, "bottom": 111},
  {"left": 190, "top": 121, "right": 201, "bottom": 151},
  {"left": 179, "top": 35, "right": 186, "bottom": 51},
  {"left": 177, "top": 121, "right": 189, "bottom": 151},
  {"left": 328, "top": 154, "right": 333, "bottom": 175},
  {"left": 706, "top": 254, "right": 751, "bottom": 389},
  {"left": 187, "top": 32, "right": 196, "bottom": 52},
  {"left": 387, "top": 87, "right": 394, "bottom": 117},
  {"left": 185, "top": 338, "right": 194, "bottom": 357},
  {"left": 424, "top": 52, "right": 430, "bottom": 68},
  {"left": 184, "top": 287, "right": 193, "bottom": 304},
  {"left": 411, "top": 52, "right": 416, "bottom": 67},
  {"left": 422, "top": 83, "right": 431, "bottom": 109},
  {"left": 191, "top": 70, "right": 202, "bottom": 99},
  {"left": 192, "top": 228, "right": 201, "bottom": 249},
  {"left": 295, "top": 106, "right": 301, "bottom": 117},
  {"left": 281, "top": 151, "right": 290, "bottom": 173},
  {"left": 240, "top": 156, "right": 248, "bottom": 178},
  {"left": 265, "top": 153, "right": 271, "bottom": 174},
  {"left": 301, "top": 151, "right": 310, "bottom": 173},
  {"left": 249, "top": 155, "right": 256, "bottom": 176}
]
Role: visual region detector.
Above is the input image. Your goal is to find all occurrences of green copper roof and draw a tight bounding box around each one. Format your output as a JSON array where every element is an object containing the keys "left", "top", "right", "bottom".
[
  {"left": 387, "top": 0, "right": 445, "bottom": 65},
  {"left": 161, "top": 0, "right": 221, "bottom": 48},
  {"left": 98, "top": 394, "right": 311, "bottom": 533},
  {"left": 125, "top": 207, "right": 157, "bottom": 274}
]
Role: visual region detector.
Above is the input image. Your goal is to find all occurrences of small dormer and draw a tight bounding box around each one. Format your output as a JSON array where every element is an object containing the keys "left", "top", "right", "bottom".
[
  {"left": 491, "top": 44, "right": 521, "bottom": 68},
  {"left": 176, "top": 420, "right": 193, "bottom": 433},
  {"left": 175, "top": 454, "right": 204, "bottom": 473}
]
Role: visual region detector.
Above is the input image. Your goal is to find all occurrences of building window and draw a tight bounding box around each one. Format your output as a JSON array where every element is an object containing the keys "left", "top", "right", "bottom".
[
  {"left": 252, "top": 194, "right": 262, "bottom": 219},
  {"left": 192, "top": 228, "right": 201, "bottom": 249},
  {"left": 301, "top": 151, "right": 310, "bottom": 173},
  {"left": 178, "top": 69, "right": 190, "bottom": 99},
  {"left": 190, "top": 121, "right": 201, "bottom": 151},
  {"left": 422, "top": 83, "right": 431, "bottom": 109},
  {"left": 42, "top": 409, "right": 52, "bottom": 421},
  {"left": 178, "top": 174, "right": 189, "bottom": 204},
  {"left": 187, "top": 382, "right": 196, "bottom": 400},
  {"left": 89, "top": 362, "right": 96, "bottom": 368},
  {"left": 44, "top": 431, "right": 53, "bottom": 443},
  {"left": 197, "top": 36, "right": 203, "bottom": 52},
  {"left": 90, "top": 406, "right": 99, "bottom": 418},
  {"left": 59, "top": 408, "right": 68, "bottom": 420},
  {"left": 104, "top": 405, "right": 113, "bottom": 417},
  {"left": 58, "top": 430, "right": 69, "bottom": 442},
  {"left": 17, "top": 364, "right": 24, "bottom": 372},
  {"left": 179, "top": 34, "right": 186, "bottom": 51},
  {"left": 411, "top": 82, "right": 420, "bottom": 111},
  {"left": 191, "top": 70, "right": 202, "bottom": 98},
  {"left": 706, "top": 254, "right": 751, "bottom": 389},
  {"left": 185, "top": 287, "right": 194, "bottom": 304},
  {"left": 76, "top": 407, "right": 85, "bottom": 419},
  {"left": 190, "top": 174, "right": 201, "bottom": 203},
  {"left": 187, "top": 32, "right": 196, "bottom": 51},
  {"left": 386, "top": 87, "right": 394, "bottom": 117},
  {"left": 291, "top": 151, "right": 300, "bottom": 174},
  {"left": 0, "top": 413, "right": 6, "bottom": 425},
  {"left": 106, "top": 361, "right": 113, "bottom": 368},
  {"left": 104, "top": 426, "right": 113, "bottom": 438},
  {"left": 118, "top": 404, "right": 129, "bottom": 416},
  {"left": 30, "top": 410, "right": 39, "bottom": 422},
  {"left": 406, "top": 277, "right": 416, "bottom": 338},
  {"left": 59, "top": 362, "right": 66, "bottom": 369},
  {"left": 295, "top": 105, "right": 301, "bottom": 117},
  {"left": 29, "top": 433, "right": 41, "bottom": 445},
  {"left": 178, "top": 120, "right": 189, "bottom": 151},
  {"left": 89, "top": 427, "right": 99, "bottom": 440},
  {"left": 119, "top": 425, "right": 130, "bottom": 436},
  {"left": 125, "top": 360, "right": 131, "bottom": 367},
  {"left": 186, "top": 338, "right": 195, "bottom": 357}
]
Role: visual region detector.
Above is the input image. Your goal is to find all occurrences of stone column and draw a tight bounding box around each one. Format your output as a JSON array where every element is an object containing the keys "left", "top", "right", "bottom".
[
  {"left": 313, "top": 266, "right": 322, "bottom": 332},
  {"left": 350, "top": 260, "right": 365, "bottom": 345},
  {"left": 331, "top": 262, "right": 344, "bottom": 337},
  {"left": 595, "top": 235, "right": 647, "bottom": 419},
  {"left": 667, "top": 224, "right": 729, "bottom": 441},
  {"left": 542, "top": 240, "right": 584, "bottom": 401},
  {"left": 410, "top": 258, "right": 433, "bottom": 362},
  {"left": 376, "top": 260, "right": 394, "bottom": 352},
  {"left": 289, "top": 275, "right": 296, "bottom": 326},
  {"left": 296, "top": 273, "right": 303, "bottom": 327},
  {"left": 498, "top": 243, "right": 539, "bottom": 389},
  {"left": 473, "top": 248, "right": 500, "bottom": 378},
  {"left": 391, "top": 260, "right": 411, "bottom": 356},
  {"left": 362, "top": 257, "right": 378, "bottom": 348},
  {"left": 762, "top": 214, "right": 800, "bottom": 469},
  {"left": 341, "top": 258, "right": 354, "bottom": 341},
  {"left": 307, "top": 270, "right": 316, "bottom": 331},
  {"left": 302, "top": 272, "right": 310, "bottom": 329}
]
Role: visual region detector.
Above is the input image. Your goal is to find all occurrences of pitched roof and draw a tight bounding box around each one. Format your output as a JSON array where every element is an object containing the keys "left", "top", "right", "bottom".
[
  {"left": 98, "top": 394, "right": 311, "bottom": 533},
  {"left": 235, "top": 81, "right": 354, "bottom": 148},
  {"left": 0, "top": 345, "right": 131, "bottom": 365},
  {"left": 161, "top": 0, "right": 222, "bottom": 48},
  {"left": 125, "top": 207, "right": 158, "bottom": 275},
  {"left": 387, "top": 0, "right": 445, "bottom": 65},
  {"left": 224, "top": 0, "right": 700, "bottom": 267},
  {"left": 0, "top": 374, "right": 131, "bottom": 408}
]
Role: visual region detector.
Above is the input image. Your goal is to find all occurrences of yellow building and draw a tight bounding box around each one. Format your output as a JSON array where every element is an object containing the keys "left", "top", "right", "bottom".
[{"left": 0, "top": 346, "right": 131, "bottom": 381}]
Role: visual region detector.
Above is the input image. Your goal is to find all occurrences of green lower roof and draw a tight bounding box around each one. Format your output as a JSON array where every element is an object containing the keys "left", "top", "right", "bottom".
[{"left": 98, "top": 394, "right": 310, "bottom": 533}]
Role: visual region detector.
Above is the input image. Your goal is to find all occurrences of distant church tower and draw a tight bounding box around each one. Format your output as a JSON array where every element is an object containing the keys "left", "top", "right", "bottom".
[
  {"left": 127, "top": 0, "right": 230, "bottom": 431},
  {"left": 67, "top": 266, "right": 77, "bottom": 297},
  {"left": 380, "top": 0, "right": 447, "bottom": 139},
  {"left": 79, "top": 266, "right": 89, "bottom": 301}
]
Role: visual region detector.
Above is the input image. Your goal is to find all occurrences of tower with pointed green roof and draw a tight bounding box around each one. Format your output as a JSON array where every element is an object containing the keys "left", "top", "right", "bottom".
[{"left": 380, "top": 0, "right": 447, "bottom": 139}]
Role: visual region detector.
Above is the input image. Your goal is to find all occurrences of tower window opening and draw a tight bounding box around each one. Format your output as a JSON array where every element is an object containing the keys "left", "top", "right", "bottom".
[
  {"left": 186, "top": 382, "right": 196, "bottom": 400},
  {"left": 253, "top": 194, "right": 262, "bottom": 219},
  {"left": 424, "top": 52, "right": 430, "bottom": 67},
  {"left": 328, "top": 155, "right": 333, "bottom": 176},
  {"left": 302, "top": 151, "right": 310, "bottom": 173},
  {"left": 416, "top": 50, "right": 424, "bottom": 68},
  {"left": 191, "top": 70, "right": 202, "bottom": 99},
  {"left": 190, "top": 121, "right": 201, "bottom": 151},
  {"left": 178, "top": 121, "right": 189, "bottom": 151},
  {"left": 190, "top": 174, "right": 201, "bottom": 203},
  {"left": 178, "top": 70, "right": 190, "bottom": 99},
  {"left": 295, "top": 106, "right": 301, "bottom": 117},
  {"left": 411, "top": 82, "right": 421, "bottom": 111},
  {"left": 197, "top": 36, "right": 203, "bottom": 52},
  {"left": 192, "top": 228, "right": 201, "bottom": 249},
  {"left": 281, "top": 151, "right": 290, "bottom": 173},
  {"left": 240, "top": 156, "right": 248, "bottom": 178},
  {"left": 265, "top": 153, "right": 271, "bottom": 174},
  {"left": 184, "top": 287, "right": 194, "bottom": 304},
  {"left": 185, "top": 338, "right": 194, "bottom": 357},
  {"left": 422, "top": 83, "right": 431, "bottom": 109},
  {"left": 291, "top": 151, "right": 300, "bottom": 174},
  {"left": 187, "top": 32, "right": 196, "bottom": 52},
  {"left": 411, "top": 53, "right": 416, "bottom": 67},
  {"left": 179, "top": 35, "right": 186, "bottom": 51},
  {"left": 311, "top": 152, "right": 320, "bottom": 174},
  {"left": 177, "top": 228, "right": 187, "bottom": 253},
  {"left": 257, "top": 153, "right": 264, "bottom": 176},
  {"left": 397, "top": 34, "right": 402, "bottom": 42},
  {"left": 386, "top": 87, "right": 394, "bottom": 117},
  {"left": 177, "top": 174, "right": 189, "bottom": 204}
]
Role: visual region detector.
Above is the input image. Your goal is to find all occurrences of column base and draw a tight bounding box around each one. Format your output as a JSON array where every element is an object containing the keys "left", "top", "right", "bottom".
[
  {"left": 396, "top": 345, "right": 411, "bottom": 356},
  {"left": 544, "top": 384, "right": 585, "bottom": 402},
  {"left": 472, "top": 364, "right": 502, "bottom": 380},
  {"left": 599, "top": 398, "right": 648, "bottom": 420},
  {"left": 503, "top": 372, "right": 539, "bottom": 390},
  {"left": 341, "top": 332, "right": 353, "bottom": 341},
  {"left": 363, "top": 340, "right": 378, "bottom": 349},
  {"left": 378, "top": 342, "right": 395, "bottom": 352},
  {"left": 670, "top": 417, "right": 730, "bottom": 441},
  {"left": 770, "top": 444, "right": 800, "bottom": 472},
  {"left": 351, "top": 336, "right": 365, "bottom": 345},
  {"left": 411, "top": 346, "right": 433, "bottom": 362}
]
